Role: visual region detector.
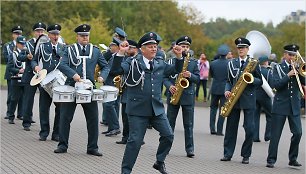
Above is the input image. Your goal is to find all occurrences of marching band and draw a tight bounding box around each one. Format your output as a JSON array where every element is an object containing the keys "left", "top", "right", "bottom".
[{"left": 2, "top": 23, "right": 305, "bottom": 174}]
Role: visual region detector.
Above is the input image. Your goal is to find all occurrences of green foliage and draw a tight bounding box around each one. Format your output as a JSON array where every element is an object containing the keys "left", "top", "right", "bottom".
[{"left": 1, "top": 0, "right": 304, "bottom": 65}]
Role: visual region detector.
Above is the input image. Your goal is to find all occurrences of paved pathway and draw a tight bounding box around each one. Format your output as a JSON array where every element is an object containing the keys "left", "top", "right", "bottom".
[{"left": 1, "top": 89, "right": 305, "bottom": 174}]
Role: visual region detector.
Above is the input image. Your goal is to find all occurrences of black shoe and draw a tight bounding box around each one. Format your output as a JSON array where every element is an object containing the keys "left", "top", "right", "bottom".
[
  {"left": 39, "top": 136, "right": 47, "bottom": 141},
  {"left": 216, "top": 133, "right": 224, "bottom": 136},
  {"left": 51, "top": 136, "right": 59, "bottom": 142},
  {"left": 8, "top": 119, "right": 15, "bottom": 124},
  {"left": 264, "top": 137, "right": 270, "bottom": 142},
  {"left": 153, "top": 161, "right": 168, "bottom": 174},
  {"left": 24, "top": 127, "right": 30, "bottom": 131},
  {"left": 187, "top": 151, "right": 195, "bottom": 158},
  {"left": 220, "top": 156, "right": 231, "bottom": 161},
  {"left": 4, "top": 116, "right": 9, "bottom": 119},
  {"left": 105, "top": 129, "right": 121, "bottom": 137},
  {"left": 54, "top": 148, "right": 67, "bottom": 153},
  {"left": 210, "top": 131, "right": 217, "bottom": 135},
  {"left": 253, "top": 139, "right": 261, "bottom": 142},
  {"left": 17, "top": 116, "right": 23, "bottom": 120},
  {"left": 242, "top": 157, "right": 249, "bottom": 164},
  {"left": 116, "top": 140, "right": 127, "bottom": 144},
  {"left": 87, "top": 150, "right": 103, "bottom": 156},
  {"left": 31, "top": 120, "right": 36, "bottom": 123},
  {"left": 100, "top": 121, "right": 108, "bottom": 126},
  {"left": 289, "top": 160, "right": 302, "bottom": 167},
  {"left": 266, "top": 163, "right": 274, "bottom": 168},
  {"left": 141, "top": 141, "right": 145, "bottom": 145},
  {"left": 101, "top": 130, "right": 110, "bottom": 134}
]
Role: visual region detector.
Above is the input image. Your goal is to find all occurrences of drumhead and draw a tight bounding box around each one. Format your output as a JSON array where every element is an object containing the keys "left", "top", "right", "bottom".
[
  {"left": 93, "top": 89, "right": 104, "bottom": 94},
  {"left": 53, "top": 85, "right": 75, "bottom": 93},
  {"left": 41, "top": 71, "right": 57, "bottom": 85},
  {"left": 100, "top": 85, "right": 119, "bottom": 92}
]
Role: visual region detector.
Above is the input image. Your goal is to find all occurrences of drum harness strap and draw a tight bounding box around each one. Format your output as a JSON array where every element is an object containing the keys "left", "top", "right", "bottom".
[{"left": 68, "top": 43, "right": 93, "bottom": 79}]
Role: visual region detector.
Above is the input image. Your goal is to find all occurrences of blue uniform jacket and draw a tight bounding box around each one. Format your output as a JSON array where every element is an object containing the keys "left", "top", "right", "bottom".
[
  {"left": 111, "top": 53, "right": 184, "bottom": 116},
  {"left": 3, "top": 41, "right": 15, "bottom": 80},
  {"left": 7, "top": 50, "right": 25, "bottom": 84},
  {"left": 225, "top": 57, "right": 263, "bottom": 109},
  {"left": 271, "top": 61, "right": 305, "bottom": 115},
  {"left": 164, "top": 57, "right": 200, "bottom": 106},
  {"left": 17, "top": 39, "right": 36, "bottom": 84},
  {"left": 31, "top": 41, "right": 65, "bottom": 73},
  {"left": 210, "top": 56, "right": 229, "bottom": 95},
  {"left": 58, "top": 43, "right": 109, "bottom": 87}
]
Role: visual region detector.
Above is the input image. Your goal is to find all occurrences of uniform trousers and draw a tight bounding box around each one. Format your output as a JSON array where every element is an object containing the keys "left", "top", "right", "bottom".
[
  {"left": 121, "top": 114, "right": 173, "bottom": 174},
  {"left": 22, "top": 84, "right": 37, "bottom": 128},
  {"left": 38, "top": 87, "right": 60, "bottom": 138},
  {"left": 103, "top": 97, "right": 120, "bottom": 131},
  {"left": 121, "top": 103, "right": 129, "bottom": 141},
  {"left": 167, "top": 104, "right": 194, "bottom": 153},
  {"left": 57, "top": 101, "right": 99, "bottom": 151},
  {"left": 267, "top": 114, "right": 302, "bottom": 164},
  {"left": 7, "top": 80, "right": 24, "bottom": 120},
  {"left": 209, "top": 94, "right": 225, "bottom": 134},
  {"left": 223, "top": 108, "right": 255, "bottom": 158},
  {"left": 254, "top": 97, "right": 272, "bottom": 141},
  {"left": 6, "top": 80, "right": 12, "bottom": 117}
]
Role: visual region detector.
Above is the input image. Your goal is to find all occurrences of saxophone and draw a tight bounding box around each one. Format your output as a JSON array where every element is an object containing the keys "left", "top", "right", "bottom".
[
  {"left": 220, "top": 58, "right": 258, "bottom": 117},
  {"left": 94, "top": 64, "right": 101, "bottom": 82},
  {"left": 113, "top": 75, "right": 123, "bottom": 95},
  {"left": 170, "top": 52, "right": 190, "bottom": 105}
]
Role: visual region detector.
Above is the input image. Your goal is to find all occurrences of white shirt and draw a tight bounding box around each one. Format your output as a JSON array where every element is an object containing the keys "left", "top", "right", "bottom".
[{"left": 142, "top": 56, "right": 153, "bottom": 69}]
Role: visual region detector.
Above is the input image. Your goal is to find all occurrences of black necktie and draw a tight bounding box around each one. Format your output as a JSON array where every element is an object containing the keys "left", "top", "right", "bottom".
[
  {"left": 52, "top": 46, "right": 57, "bottom": 55},
  {"left": 241, "top": 60, "right": 245, "bottom": 68},
  {"left": 289, "top": 64, "right": 292, "bottom": 71},
  {"left": 82, "top": 46, "right": 86, "bottom": 56},
  {"left": 149, "top": 61, "right": 153, "bottom": 71}
]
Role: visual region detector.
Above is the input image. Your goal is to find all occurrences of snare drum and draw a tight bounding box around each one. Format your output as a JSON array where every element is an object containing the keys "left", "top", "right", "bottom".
[
  {"left": 92, "top": 89, "right": 104, "bottom": 102},
  {"left": 41, "top": 69, "right": 66, "bottom": 97},
  {"left": 76, "top": 90, "right": 92, "bottom": 104},
  {"left": 100, "top": 85, "right": 119, "bottom": 103},
  {"left": 53, "top": 85, "right": 75, "bottom": 102}
]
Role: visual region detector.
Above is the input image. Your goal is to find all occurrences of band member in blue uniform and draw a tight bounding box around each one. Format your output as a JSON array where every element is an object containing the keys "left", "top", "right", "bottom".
[
  {"left": 266, "top": 44, "right": 305, "bottom": 168},
  {"left": 221, "top": 37, "right": 262, "bottom": 164},
  {"left": 209, "top": 44, "right": 230, "bottom": 136},
  {"left": 111, "top": 32, "right": 184, "bottom": 174},
  {"left": 116, "top": 39, "right": 139, "bottom": 144},
  {"left": 32, "top": 24, "right": 64, "bottom": 141},
  {"left": 101, "top": 37, "right": 125, "bottom": 137},
  {"left": 3, "top": 26, "right": 23, "bottom": 120},
  {"left": 19, "top": 22, "right": 47, "bottom": 131},
  {"left": 253, "top": 55, "right": 272, "bottom": 142},
  {"left": 7, "top": 35, "right": 26, "bottom": 124},
  {"left": 54, "top": 24, "right": 109, "bottom": 156},
  {"left": 164, "top": 36, "right": 200, "bottom": 158}
]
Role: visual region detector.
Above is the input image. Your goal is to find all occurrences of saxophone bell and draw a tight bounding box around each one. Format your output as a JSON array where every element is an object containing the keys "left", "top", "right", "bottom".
[
  {"left": 113, "top": 75, "right": 123, "bottom": 94},
  {"left": 179, "top": 78, "right": 189, "bottom": 89},
  {"left": 242, "top": 72, "right": 254, "bottom": 84}
]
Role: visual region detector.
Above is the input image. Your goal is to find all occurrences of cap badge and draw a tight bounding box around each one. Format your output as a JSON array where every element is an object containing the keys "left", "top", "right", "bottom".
[
  {"left": 150, "top": 33, "right": 153, "bottom": 37},
  {"left": 185, "top": 36, "right": 188, "bottom": 40},
  {"left": 83, "top": 25, "right": 86, "bottom": 28},
  {"left": 39, "top": 22, "right": 41, "bottom": 25},
  {"left": 17, "top": 26, "right": 20, "bottom": 29},
  {"left": 293, "top": 45, "right": 296, "bottom": 48}
]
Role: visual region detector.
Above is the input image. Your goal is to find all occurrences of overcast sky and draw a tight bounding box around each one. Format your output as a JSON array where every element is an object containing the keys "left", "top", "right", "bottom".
[{"left": 177, "top": 0, "right": 305, "bottom": 26}]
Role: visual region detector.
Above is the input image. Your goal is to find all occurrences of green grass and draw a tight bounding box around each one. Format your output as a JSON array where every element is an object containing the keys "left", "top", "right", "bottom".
[{"left": 0, "top": 64, "right": 7, "bottom": 86}]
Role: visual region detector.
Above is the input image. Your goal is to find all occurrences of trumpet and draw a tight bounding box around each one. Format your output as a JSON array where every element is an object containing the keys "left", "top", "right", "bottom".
[
  {"left": 293, "top": 51, "right": 306, "bottom": 77},
  {"left": 291, "top": 50, "right": 305, "bottom": 97}
]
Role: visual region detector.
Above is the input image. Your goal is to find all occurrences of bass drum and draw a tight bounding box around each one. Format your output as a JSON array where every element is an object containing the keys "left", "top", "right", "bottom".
[{"left": 100, "top": 85, "right": 118, "bottom": 103}]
